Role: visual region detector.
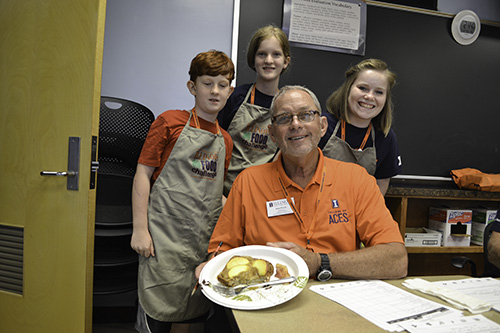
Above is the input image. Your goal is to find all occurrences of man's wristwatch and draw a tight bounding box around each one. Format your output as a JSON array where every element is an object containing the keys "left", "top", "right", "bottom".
[{"left": 316, "top": 253, "right": 332, "bottom": 281}]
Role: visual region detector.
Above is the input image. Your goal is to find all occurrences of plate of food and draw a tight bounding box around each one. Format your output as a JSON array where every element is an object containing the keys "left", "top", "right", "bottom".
[{"left": 199, "top": 245, "right": 309, "bottom": 310}]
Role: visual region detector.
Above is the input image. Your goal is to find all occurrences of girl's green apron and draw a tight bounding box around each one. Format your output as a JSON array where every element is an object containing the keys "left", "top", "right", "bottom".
[
  {"left": 223, "top": 84, "right": 277, "bottom": 196},
  {"left": 138, "top": 109, "right": 225, "bottom": 322},
  {"left": 322, "top": 119, "right": 377, "bottom": 175}
]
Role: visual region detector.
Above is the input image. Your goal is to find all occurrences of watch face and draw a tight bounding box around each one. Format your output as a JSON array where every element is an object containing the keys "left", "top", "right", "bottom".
[{"left": 317, "top": 269, "right": 332, "bottom": 282}]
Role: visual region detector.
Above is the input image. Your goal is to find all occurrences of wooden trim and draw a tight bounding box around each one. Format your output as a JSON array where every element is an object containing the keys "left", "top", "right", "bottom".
[{"left": 407, "top": 246, "right": 483, "bottom": 254}]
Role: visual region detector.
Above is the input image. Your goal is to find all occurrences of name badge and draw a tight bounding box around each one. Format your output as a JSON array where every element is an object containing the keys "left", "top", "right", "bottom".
[{"left": 266, "top": 198, "right": 294, "bottom": 217}]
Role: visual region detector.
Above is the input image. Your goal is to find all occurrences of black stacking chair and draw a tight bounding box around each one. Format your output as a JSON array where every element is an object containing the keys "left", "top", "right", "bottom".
[{"left": 93, "top": 96, "right": 155, "bottom": 321}]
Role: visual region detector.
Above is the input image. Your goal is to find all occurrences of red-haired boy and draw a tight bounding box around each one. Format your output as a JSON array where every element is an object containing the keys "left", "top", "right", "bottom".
[{"left": 132, "top": 50, "right": 234, "bottom": 332}]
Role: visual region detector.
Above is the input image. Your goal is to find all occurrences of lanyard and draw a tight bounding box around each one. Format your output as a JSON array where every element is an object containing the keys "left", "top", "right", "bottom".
[
  {"left": 191, "top": 108, "right": 221, "bottom": 134},
  {"left": 250, "top": 85, "right": 256, "bottom": 105},
  {"left": 275, "top": 160, "right": 327, "bottom": 250},
  {"left": 341, "top": 119, "right": 371, "bottom": 151}
]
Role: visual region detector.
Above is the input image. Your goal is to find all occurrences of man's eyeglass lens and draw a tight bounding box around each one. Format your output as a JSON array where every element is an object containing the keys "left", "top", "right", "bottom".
[{"left": 273, "top": 110, "right": 319, "bottom": 126}]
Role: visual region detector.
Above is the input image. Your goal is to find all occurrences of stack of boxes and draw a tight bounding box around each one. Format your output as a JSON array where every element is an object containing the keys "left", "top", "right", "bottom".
[
  {"left": 427, "top": 207, "right": 472, "bottom": 247},
  {"left": 403, "top": 207, "right": 498, "bottom": 248}
]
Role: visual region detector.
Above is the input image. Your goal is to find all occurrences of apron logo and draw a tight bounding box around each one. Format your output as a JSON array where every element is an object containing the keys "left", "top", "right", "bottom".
[
  {"left": 191, "top": 150, "right": 218, "bottom": 180},
  {"left": 242, "top": 131, "right": 252, "bottom": 141},
  {"left": 191, "top": 160, "right": 202, "bottom": 169},
  {"left": 241, "top": 126, "right": 270, "bottom": 151}
]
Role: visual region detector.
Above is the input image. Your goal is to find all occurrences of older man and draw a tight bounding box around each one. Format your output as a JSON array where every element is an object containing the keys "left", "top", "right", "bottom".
[{"left": 201, "top": 85, "right": 407, "bottom": 281}]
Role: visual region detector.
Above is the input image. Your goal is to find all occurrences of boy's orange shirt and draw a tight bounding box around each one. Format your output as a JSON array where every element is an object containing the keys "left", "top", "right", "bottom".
[{"left": 138, "top": 109, "right": 233, "bottom": 183}]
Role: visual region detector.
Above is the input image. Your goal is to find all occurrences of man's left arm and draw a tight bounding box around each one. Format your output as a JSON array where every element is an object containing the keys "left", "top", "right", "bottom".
[{"left": 268, "top": 241, "right": 407, "bottom": 280}]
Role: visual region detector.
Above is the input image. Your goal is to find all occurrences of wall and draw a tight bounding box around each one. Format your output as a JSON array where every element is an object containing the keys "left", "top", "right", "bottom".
[
  {"left": 236, "top": 0, "right": 500, "bottom": 177},
  {"left": 100, "top": 0, "right": 234, "bottom": 116}
]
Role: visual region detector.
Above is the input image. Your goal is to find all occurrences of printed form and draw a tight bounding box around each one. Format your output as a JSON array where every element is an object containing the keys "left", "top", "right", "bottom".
[
  {"left": 310, "top": 280, "right": 461, "bottom": 331},
  {"left": 310, "top": 279, "right": 500, "bottom": 332}
]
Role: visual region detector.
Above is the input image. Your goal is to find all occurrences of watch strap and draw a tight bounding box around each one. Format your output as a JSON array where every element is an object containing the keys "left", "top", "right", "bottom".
[
  {"left": 319, "top": 253, "right": 330, "bottom": 270},
  {"left": 317, "top": 253, "right": 332, "bottom": 281}
]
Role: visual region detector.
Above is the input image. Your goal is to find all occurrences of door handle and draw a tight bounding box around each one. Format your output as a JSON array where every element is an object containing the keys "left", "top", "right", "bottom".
[
  {"left": 40, "top": 171, "right": 77, "bottom": 177},
  {"left": 39, "top": 137, "right": 80, "bottom": 190}
]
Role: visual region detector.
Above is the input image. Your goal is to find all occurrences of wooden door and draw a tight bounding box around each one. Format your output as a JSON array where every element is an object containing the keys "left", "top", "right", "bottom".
[{"left": 0, "top": 0, "right": 106, "bottom": 332}]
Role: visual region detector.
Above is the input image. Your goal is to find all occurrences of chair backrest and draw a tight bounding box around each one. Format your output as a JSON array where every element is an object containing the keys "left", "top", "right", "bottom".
[
  {"left": 96, "top": 97, "right": 155, "bottom": 224},
  {"left": 99, "top": 96, "right": 155, "bottom": 176}
]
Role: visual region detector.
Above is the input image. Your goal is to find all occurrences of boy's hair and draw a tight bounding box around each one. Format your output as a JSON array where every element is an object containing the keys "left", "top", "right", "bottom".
[
  {"left": 189, "top": 50, "right": 235, "bottom": 83},
  {"left": 247, "top": 25, "right": 291, "bottom": 73}
]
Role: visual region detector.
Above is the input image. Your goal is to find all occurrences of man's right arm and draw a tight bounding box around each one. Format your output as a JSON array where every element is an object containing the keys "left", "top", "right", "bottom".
[{"left": 131, "top": 163, "right": 155, "bottom": 257}]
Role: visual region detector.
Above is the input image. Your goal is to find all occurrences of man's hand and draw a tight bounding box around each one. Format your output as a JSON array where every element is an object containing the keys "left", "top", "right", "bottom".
[
  {"left": 267, "top": 242, "right": 320, "bottom": 278},
  {"left": 131, "top": 229, "right": 155, "bottom": 258}
]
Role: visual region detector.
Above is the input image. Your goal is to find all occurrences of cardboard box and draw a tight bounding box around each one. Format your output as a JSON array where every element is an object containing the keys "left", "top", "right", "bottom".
[
  {"left": 405, "top": 227, "right": 441, "bottom": 247},
  {"left": 471, "top": 208, "right": 498, "bottom": 245},
  {"left": 428, "top": 207, "right": 472, "bottom": 247}
]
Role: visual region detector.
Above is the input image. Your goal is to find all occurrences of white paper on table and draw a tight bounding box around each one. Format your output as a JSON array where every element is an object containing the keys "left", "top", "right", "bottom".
[
  {"left": 310, "top": 280, "right": 461, "bottom": 332},
  {"left": 433, "top": 277, "right": 500, "bottom": 312},
  {"left": 399, "top": 314, "right": 500, "bottom": 333},
  {"left": 403, "top": 278, "right": 491, "bottom": 313}
]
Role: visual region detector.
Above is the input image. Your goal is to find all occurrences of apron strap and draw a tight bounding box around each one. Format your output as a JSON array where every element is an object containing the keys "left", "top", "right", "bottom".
[
  {"left": 341, "top": 119, "right": 372, "bottom": 151},
  {"left": 191, "top": 108, "right": 221, "bottom": 134}
]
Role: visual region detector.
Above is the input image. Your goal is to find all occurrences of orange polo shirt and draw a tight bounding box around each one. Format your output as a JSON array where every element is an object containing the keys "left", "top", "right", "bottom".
[{"left": 208, "top": 148, "right": 403, "bottom": 254}]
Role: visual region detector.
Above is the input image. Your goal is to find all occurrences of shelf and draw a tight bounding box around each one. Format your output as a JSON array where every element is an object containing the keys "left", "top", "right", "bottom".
[
  {"left": 406, "top": 246, "right": 483, "bottom": 254},
  {"left": 386, "top": 186, "right": 500, "bottom": 200},
  {"left": 385, "top": 186, "right": 498, "bottom": 275}
]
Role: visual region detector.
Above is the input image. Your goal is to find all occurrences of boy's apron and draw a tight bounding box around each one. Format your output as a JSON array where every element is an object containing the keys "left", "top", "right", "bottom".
[
  {"left": 322, "top": 119, "right": 377, "bottom": 175},
  {"left": 223, "top": 84, "right": 277, "bottom": 196},
  {"left": 138, "top": 109, "right": 225, "bottom": 322}
]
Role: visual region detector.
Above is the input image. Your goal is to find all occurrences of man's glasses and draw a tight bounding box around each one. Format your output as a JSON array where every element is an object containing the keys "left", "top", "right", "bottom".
[{"left": 272, "top": 110, "right": 320, "bottom": 126}]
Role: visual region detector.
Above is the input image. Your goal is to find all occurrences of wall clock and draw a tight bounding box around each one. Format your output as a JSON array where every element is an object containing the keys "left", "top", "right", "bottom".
[{"left": 451, "top": 10, "right": 481, "bottom": 45}]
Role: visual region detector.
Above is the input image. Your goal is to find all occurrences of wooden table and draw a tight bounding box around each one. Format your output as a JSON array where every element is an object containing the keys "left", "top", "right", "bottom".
[{"left": 230, "top": 276, "right": 500, "bottom": 332}]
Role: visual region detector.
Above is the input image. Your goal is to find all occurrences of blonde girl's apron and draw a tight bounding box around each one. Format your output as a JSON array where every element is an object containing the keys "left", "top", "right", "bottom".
[
  {"left": 138, "top": 109, "right": 225, "bottom": 322},
  {"left": 322, "top": 119, "right": 377, "bottom": 176},
  {"left": 223, "top": 84, "right": 277, "bottom": 196}
]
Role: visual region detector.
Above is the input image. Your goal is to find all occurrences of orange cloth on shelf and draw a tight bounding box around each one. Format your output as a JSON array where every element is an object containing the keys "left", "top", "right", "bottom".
[{"left": 451, "top": 168, "right": 500, "bottom": 192}]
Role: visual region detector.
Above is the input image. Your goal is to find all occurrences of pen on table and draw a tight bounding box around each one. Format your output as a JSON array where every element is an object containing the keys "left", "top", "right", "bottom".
[{"left": 191, "top": 241, "right": 223, "bottom": 295}]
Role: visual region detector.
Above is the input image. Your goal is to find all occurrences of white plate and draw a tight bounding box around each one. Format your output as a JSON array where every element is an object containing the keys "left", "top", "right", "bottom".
[{"left": 199, "top": 245, "right": 309, "bottom": 310}]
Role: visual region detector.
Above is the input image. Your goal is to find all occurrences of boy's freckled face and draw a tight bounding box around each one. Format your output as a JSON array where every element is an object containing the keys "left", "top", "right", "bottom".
[{"left": 188, "top": 75, "right": 234, "bottom": 121}]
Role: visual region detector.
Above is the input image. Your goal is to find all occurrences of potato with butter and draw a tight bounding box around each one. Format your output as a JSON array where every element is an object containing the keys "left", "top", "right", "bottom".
[{"left": 217, "top": 255, "right": 274, "bottom": 287}]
